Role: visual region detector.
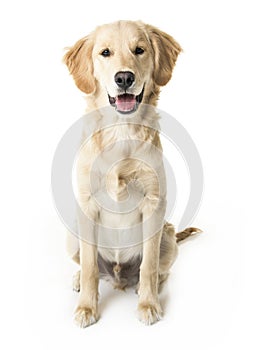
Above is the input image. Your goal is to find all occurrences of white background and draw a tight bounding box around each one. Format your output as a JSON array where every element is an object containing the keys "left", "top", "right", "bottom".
[{"left": 0, "top": 0, "right": 254, "bottom": 349}]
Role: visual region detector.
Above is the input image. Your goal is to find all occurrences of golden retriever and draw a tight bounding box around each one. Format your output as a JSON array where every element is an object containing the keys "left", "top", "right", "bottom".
[{"left": 64, "top": 20, "right": 199, "bottom": 327}]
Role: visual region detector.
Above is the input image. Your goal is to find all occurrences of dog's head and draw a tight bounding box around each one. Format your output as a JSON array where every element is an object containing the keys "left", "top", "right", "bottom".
[{"left": 64, "top": 21, "right": 182, "bottom": 114}]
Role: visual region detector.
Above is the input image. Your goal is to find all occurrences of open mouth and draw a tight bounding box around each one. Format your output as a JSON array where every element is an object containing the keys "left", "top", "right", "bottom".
[{"left": 108, "top": 86, "right": 144, "bottom": 114}]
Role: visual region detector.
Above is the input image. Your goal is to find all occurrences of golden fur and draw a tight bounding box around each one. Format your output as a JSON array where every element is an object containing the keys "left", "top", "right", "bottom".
[
  {"left": 64, "top": 21, "right": 181, "bottom": 109},
  {"left": 63, "top": 20, "right": 197, "bottom": 328}
]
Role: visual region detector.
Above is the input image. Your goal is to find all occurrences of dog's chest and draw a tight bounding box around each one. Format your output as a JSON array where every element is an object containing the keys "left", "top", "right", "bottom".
[
  {"left": 92, "top": 127, "right": 147, "bottom": 264},
  {"left": 79, "top": 122, "right": 162, "bottom": 264},
  {"left": 97, "top": 178, "right": 144, "bottom": 264}
]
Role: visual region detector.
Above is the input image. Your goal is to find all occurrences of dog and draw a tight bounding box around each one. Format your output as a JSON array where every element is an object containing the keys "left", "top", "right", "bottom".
[{"left": 63, "top": 20, "right": 200, "bottom": 327}]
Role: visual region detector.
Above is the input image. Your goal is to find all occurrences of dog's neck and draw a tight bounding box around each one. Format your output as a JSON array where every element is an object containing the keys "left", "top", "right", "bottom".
[{"left": 81, "top": 82, "right": 163, "bottom": 154}]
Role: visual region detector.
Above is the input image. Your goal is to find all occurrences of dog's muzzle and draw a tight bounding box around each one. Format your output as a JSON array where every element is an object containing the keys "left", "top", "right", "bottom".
[{"left": 108, "top": 86, "right": 144, "bottom": 114}]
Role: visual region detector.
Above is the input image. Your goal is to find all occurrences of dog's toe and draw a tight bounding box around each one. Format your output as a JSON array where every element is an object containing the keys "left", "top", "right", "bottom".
[
  {"left": 137, "top": 302, "right": 162, "bottom": 325},
  {"left": 74, "top": 306, "right": 98, "bottom": 328}
]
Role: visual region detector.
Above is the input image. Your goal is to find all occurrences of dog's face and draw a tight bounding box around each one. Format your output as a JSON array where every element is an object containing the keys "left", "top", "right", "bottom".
[
  {"left": 92, "top": 22, "right": 152, "bottom": 114},
  {"left": 64, "top": 21, "right": 181, "bottom": 114}
]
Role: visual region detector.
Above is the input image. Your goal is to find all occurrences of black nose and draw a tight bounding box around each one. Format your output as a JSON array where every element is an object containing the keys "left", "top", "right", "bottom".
[{"left": 114, "top": 71, "right": 135, "bottom": 89}]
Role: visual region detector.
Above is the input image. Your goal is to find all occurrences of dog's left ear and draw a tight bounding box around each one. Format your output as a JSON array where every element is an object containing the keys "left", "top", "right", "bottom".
[
  {"left": 146, "top": 25, "right": 182, "bottom": 86},
  {"left": 63, "top": 35, "right": 96, "bottom": 94}
]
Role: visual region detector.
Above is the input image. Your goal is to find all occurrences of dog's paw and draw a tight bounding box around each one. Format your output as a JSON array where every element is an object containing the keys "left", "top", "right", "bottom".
[
  {"left": 74, "top": 306, "right": 98, "bottom": 328},
  {"left": 72, "top": 270, "right": 80, "bottom": 292},
  {"left": 137, "top": 302, "right": 162, "bottom": 325}
]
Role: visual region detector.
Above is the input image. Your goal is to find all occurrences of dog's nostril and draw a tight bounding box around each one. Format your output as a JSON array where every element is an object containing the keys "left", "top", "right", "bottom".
[
  {"left": 115, "top": 71, "right": 135, "bottom": 89},
  {"left": 127, "top": 77, "right": 132, "bottom": 85}
]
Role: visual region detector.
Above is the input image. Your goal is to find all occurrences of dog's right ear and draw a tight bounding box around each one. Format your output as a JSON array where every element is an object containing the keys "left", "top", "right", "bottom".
[{"left": 63, "top": 36, "right": 96, "bottom": 94}]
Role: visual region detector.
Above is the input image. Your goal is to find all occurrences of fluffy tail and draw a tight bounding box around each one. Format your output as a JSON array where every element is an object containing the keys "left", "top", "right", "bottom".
[{"left": 176, "top": 227, "right": 203, "bottom": 243}]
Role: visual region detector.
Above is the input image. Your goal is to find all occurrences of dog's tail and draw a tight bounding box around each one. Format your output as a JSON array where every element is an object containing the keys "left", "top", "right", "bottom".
[{"left": 175, "top": 227, "right": 203, "bottom": 243}]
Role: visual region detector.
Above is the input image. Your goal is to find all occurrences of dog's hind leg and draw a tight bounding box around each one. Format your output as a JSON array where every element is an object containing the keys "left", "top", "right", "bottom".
[
  {"left": 73, "top": 270, "right": 81, "bottom": 292},
  {"left": 158, "top": 224, "right": 202, "bottom": 290},
  {"left": 66, "top": 231, "right": 81, "bottom": 292},
  {"left": 158, "top": 222, "right": 178, "bottom": 290},
  {"left": 66, "top": 230, "right": 80, "bottom": 264}
]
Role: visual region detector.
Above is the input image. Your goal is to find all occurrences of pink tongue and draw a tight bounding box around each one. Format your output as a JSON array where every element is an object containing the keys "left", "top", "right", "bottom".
[{"left": 116, "top": 94, "right": 136, "bottom": 112}]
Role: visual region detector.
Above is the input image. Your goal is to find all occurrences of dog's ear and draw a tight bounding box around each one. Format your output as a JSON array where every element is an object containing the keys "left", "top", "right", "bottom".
[
  {"left": 63, "top": 36, "right": 96, "bottom": 94},
  {"left": 146, "top": 25, "right": 182, "bottom": 86}
]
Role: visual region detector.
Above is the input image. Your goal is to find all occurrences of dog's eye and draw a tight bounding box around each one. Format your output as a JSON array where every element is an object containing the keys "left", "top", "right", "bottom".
[
  {"left": 135, "top": 47, "right": 144, "bottom": 55},
  {"left": 101, "top": 49, "right": 111, "bottom": 57}
]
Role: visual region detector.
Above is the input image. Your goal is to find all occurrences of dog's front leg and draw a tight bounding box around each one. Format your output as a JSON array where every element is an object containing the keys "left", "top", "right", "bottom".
[
  {"left": 74, "top": 204, "right": 99, "bottom": 328},
  {"left": 138, "top": 197, "right": 166, "bottom": 325}
]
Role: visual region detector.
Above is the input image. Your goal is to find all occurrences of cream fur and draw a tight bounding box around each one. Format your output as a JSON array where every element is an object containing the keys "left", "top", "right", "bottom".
[{"left": 64, "top": 20, "right": 182, "bottom": 327}]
